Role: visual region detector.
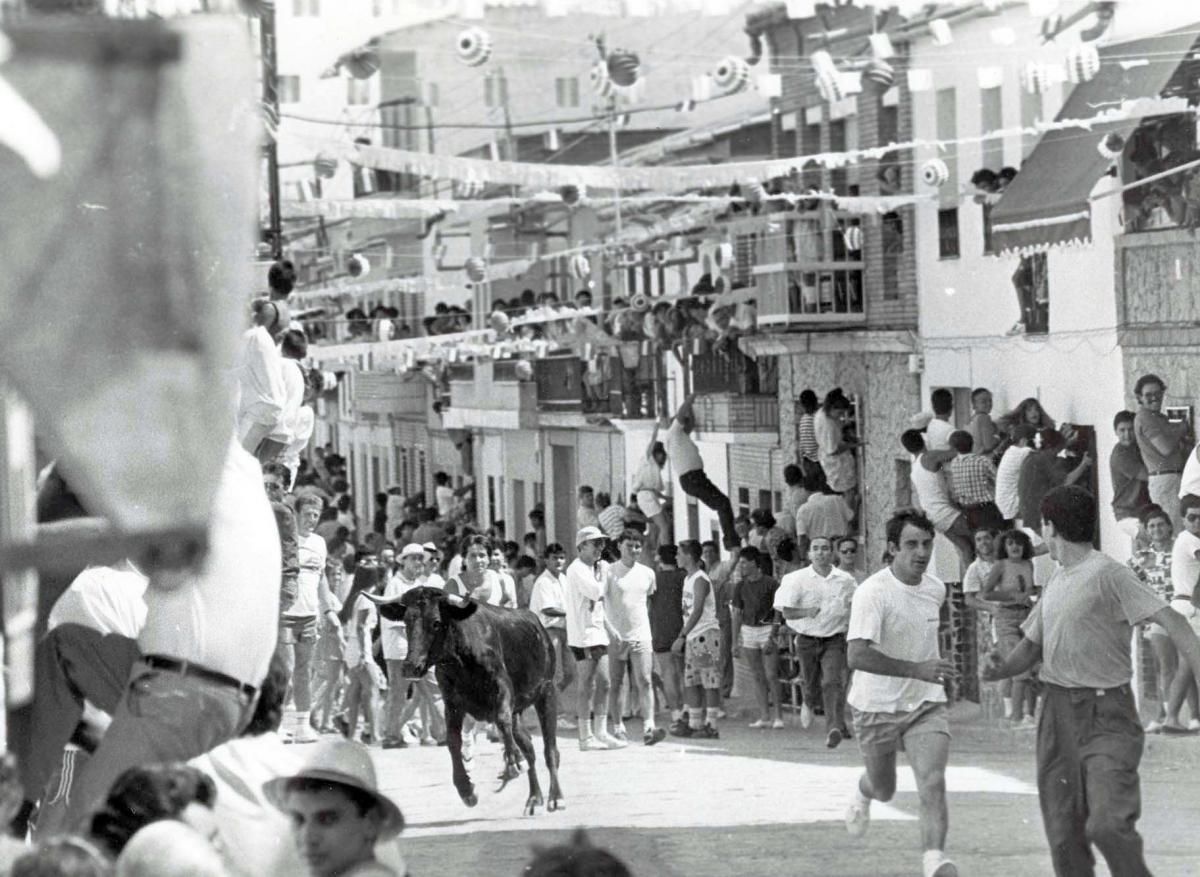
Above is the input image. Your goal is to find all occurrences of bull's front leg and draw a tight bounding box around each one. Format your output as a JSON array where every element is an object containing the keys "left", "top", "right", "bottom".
[{"left": 444, "top": 701, "right": 477, "bottom": 807}]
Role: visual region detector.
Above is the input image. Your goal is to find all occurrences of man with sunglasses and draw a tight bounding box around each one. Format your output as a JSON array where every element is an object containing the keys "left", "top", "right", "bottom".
[{"left": 1133, "top": 373, "right": 1190, "bottom": 530}]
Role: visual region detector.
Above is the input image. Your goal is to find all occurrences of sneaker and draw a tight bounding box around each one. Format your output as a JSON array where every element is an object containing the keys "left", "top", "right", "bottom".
[
  {"left": 1017, "top": 716, "right": 1038, "bottom": 731},
  {"left": 419, "top": 736, "right": 438, "bottom": 746},
  {"left": 556, "top": 716, "right": 578, "bottom": 731},
  {"left": 1006, "top": 321, "right": 1026, "bottom": 336},
  {"left": 669, "top": 720, "right": 693, "bottom": 738},
  {"left": 610, "top": 725, "right": 629, "bottom": 743},
  {"left": 594, "top": 730, "right": 628, "bottom": 750},
  {"left": 712, "top": 708, "right": 727, "bottom": 720},
  {"left": 381, "top": 737, "right": 408, "bottom": 750},
  {"left": 1145, "top": 720, "right": 1164, "bottom": 734},
  {"left": 292, "top": 722, "right": 319, "bottom": 744},
  {"left": 845, "top": 798, "right": 871, "bottom": 838},
  {"left": 1188, "top": 718, "right": 1200, "bottom": 732},
  {"left": 695, "top": 723, "right": 720, "bottom": 739},
  {"left": 925, "top": 855, "right": 959, "bottom": 877},
  {"left": 826, "top": 728, "right": 844, "bottom": 749},
  {"left": 579, "top": 735, "right": 604, "bottom": 751},
  {"left": 771, "top": 718, "right": 786, "bottom": 730},
  {"left": 748, "top": 718, "right": 770, "bottom": 729},
  {"left": 643, "top": 727, "right": 667, "bottom": 746},
  {"left": 800, "top": 704, "right": 814, "bottom": 729}
]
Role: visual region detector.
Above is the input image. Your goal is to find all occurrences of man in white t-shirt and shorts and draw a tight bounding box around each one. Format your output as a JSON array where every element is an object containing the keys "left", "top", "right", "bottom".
[
  {"left": 529, "top": 542, "right": 577, "bottom": 730},
  {"left": 672, "top": 540, "right": 722, "bottom": 738},
  {"left": 604, "top": 530, "right": 666, "bottom": 746},
  {"left": 844, "top": 508, "right": 960, "bottom": 877},
  {"left": 632, "top": 428, "right": 671, "bottom": 548},
  {"left": 564, "top": 527, "right": 626, "bottom": 751}
]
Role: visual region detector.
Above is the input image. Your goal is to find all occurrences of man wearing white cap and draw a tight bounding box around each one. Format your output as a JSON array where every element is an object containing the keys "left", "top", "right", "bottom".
[
  {"left": 265, "top": 738, "right": 405, "bottom": 877},
  {"left": 564, "top": 527, "right": 625, "bottom": 750},
  {"left": 379, "top": 545, "right": 425, "bottom": 748}
]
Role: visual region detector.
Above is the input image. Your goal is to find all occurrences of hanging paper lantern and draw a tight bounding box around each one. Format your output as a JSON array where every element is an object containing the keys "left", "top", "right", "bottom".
[
  {"left": 559, "top": 184, "right": 583, "bottom": 206},
  {"left": 347, "top": 253, "right": 370, "bottom": 278},
  {"left": 465, "top": 257, "right": 487, "bottom": 282},
  {"left": 607, "top": 49, "right": 641, "bottom": 88},
  {"left": 921, "top": 158, "right": 950, "bottom": 187},
  {"left": 590, "top": 61, "right": 615, "bottom": 99},
  {"left": 568, "top": 254, "right": 591, "bottom": 279},
  {"left": 712, "top": 56, "right": 751, "bottom": 95},
  {"left": 1097, "top": 132, "right": 1125, "bottom": 160},
  {"left": 514, "top": 360, "right": 533, "bottom": 381},
  {"left": 863, "top": 58, "right": 895, "bottom": 92},
  {"left": 843, "top": 226, "right": 863, "bottom": 252},
  {"left": 1066, "top": 44, "right": 1101, "bottom": 84},
  {"left": 342, "top": 48, "right": 381, "bottom": 80},
  {"left": 488, "top": 309, "right": 510, "bottom": 334},
  {"left": 1021, "top": 61, "right": 1051, "bottom": 95},
  {"left": 313, "top": 152, "right": 338, "bottom": 179},
  {"left": 630, "top": 293, "right": 650, "bottom": 313},
  {"left": 455, "top": 27, "right": 492, "bottom": 68}
]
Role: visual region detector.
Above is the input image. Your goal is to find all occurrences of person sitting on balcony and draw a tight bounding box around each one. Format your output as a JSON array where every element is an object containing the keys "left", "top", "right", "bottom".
[
  {"left": 661, "top": 394, "right": 739, "bottom": 550},
  {"left": 815, "top": 388, "right": 863, "bottom": 515}
]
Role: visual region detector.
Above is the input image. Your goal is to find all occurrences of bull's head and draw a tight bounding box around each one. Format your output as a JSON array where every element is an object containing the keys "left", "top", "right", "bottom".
[{"left": 364, "top": 586, "right": 477, "bottom": 678}]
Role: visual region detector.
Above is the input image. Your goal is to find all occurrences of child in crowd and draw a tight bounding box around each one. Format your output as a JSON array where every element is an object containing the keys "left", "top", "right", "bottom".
[
  {"left": 1128, "top": 507, "right": 1179, "bottom": 732},
  {"left": 339, "top": 572, "right": 385, "bottom": 745},
  {"left": 962, "top": 528, "right": 1000, "bottom": 712},
  {"left": 982, "top": 529, "right": 1038, "bottom": 727},
  {"left": 968, "top": 387, "right": 1002, "bottom": 458}
]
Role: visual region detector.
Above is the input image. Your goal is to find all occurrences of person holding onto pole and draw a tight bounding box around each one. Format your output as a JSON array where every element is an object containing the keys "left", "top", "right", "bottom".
[{"left": 660, "top": 394, "right": 739, "bottom": 550}]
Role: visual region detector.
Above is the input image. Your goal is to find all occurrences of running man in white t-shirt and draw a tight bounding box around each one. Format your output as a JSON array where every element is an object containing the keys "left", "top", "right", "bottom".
[
  {"left": 529, "top": 543, "right": 577, "bottom": 727},
  {"left": 603, "top": 530, "right": 665, "bottom": 746},
  {"left": 844, "top": 509, "right": 960, "bottom": 877}
]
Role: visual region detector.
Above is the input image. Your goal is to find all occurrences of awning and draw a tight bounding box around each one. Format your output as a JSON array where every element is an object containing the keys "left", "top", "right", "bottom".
[{"left": 990, "top": 25, "right": 1200, "bottom": 255}]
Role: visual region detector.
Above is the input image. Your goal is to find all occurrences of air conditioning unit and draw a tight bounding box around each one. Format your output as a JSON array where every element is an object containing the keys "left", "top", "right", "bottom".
[{"left": 908, "top": 354, "right": 925, "bottom": 374}]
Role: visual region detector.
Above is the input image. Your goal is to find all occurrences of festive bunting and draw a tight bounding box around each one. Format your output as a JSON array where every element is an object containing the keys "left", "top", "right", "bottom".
[
  {"left": 929, "top": 19, "right": 952, "bottom": 46},
  {"left": 921, "top": 158, "right": 949, "bottom": 187},
  {"left": 712, "top": 56, "right": 751, "bottom": 96},
  {"left": 455, "top": 27, "right": 493, "bottom": 68}
]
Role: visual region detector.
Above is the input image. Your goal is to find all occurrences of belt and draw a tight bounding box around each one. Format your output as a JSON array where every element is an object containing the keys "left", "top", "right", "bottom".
[
  {"left": 142, "top": 655, "right": 257, "bottom": 698},
  {"left": 962, "top": 501, "right": 995, "bottom": 510},
  {"left": 1045, "top": 682, "right": 1130, "bottom": 698},
  {"left": 1149, "top": 469, "right": 1181, "bottom": 476}
]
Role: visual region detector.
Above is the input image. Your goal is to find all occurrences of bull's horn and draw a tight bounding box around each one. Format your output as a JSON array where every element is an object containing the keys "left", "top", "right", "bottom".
[
  {"left": 444, "top": 593, "right": 469, "bottom": 607},
  {"left": 360, "top": 592, "right": 403, "bottom": 605}
]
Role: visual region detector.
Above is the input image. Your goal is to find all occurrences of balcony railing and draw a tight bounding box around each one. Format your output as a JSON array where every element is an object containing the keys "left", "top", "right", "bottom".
[
  {"left": 751, "top": 264, "right": 865, "bottom": 326},
  {"left": 691, "top": 346, "right": 777, "bottom": 396},
  {"left": 353, "top": 371, "right": 428, "bottom": 418},
  {"left": 532, "top": 353, "right": 657, "bottom": 419},
  {"left": 694, "top": 392, "right": 779, "bottom": 433},
  {"left": 445, "top": 360, "right": 537, "bottom": 429}
]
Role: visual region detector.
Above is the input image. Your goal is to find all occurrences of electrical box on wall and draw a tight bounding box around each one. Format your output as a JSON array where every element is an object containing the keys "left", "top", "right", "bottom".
[{"left": 908, "top": 354, "right": 924, "bottom": 374}]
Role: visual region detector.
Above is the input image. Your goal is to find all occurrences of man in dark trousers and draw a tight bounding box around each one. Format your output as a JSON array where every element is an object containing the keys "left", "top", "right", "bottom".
[
  {"left": 984, "top": 485, "right": 1200, "bottom": 876},
  {"left": 660, "top": 394, "right": 739, "bottom": 549}
]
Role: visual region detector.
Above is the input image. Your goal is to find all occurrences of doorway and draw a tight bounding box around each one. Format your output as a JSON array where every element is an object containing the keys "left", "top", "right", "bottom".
[{"left": 551, "top": 444, "right": 577, "bottom": 547}]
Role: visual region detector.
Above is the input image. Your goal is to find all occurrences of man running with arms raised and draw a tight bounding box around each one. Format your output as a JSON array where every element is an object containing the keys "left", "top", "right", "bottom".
[{"left": 844, "top": 508, "right": 960, "bottom": 877}]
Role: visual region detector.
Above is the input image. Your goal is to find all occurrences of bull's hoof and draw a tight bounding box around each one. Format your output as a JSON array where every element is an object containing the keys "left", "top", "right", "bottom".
[
  {"left": 547, "top": 796, "right": 565, "bottom": 812},
  {"left": 523, "top": 794, "right": 543, "bottom": 816},
  {"left": 461, "top": 791, "right": 478, "bottom": 808}
]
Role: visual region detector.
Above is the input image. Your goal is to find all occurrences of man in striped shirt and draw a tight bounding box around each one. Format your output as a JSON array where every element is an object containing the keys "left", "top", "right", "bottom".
[{"left": 947, "top": 431, "right": 1004, "bottom": 531}]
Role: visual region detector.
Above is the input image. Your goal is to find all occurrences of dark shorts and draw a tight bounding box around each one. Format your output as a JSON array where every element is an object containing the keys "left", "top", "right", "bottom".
[
  {"left": 852, "top": 701, "right": 950, "bottom": 757},
  {"left": 279, "top": 615, "right": 318, "bottom": 645},
  {"left": 570, "top": 644, "right": 607, "bottom": 662}
]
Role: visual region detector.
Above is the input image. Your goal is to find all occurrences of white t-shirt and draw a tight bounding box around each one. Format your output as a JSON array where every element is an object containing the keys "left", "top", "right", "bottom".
[
  {"left": 846, "top": 567, "right": 949, "bottom": 714},
  {"left": 774, "top": 565, "right": 857, "bottom": 638},
  {"left": 234, "top": 326, "right": 285, "bottom": 439},
  {"left": 48, "top": 565, "right": 148, "bottom": 637},
  {"left": 274, "top": 358, "right": 305, "bottom": 445},
  {"left": 564, "top": 557, "right": 609, "bottom": 649},
  {"left": 446, "top": 570, "right": 502, "bottom": 605},
  {"left": 380, "top": 573, "right": 421, "bottom": 660},
  {"left": 962, "top": 558, "right": 994, "bottom": 595},
  {"left": 1181, "top": 443, "right": 1200, "bottom": 499},
  {"left": 995, "top": 445, "right": 1033, "bottom": 521},
  {"left": 910, "top": 455, "right": 959, "bottom": 531},
  {"left": 435, "top": 485, "right": 455, "bottom": 517},
  {"left": 425, "top": 572, "right": 446, "bottom": 590},
  {"left": 280, "top": 406, "right": 314, "bottom": 489},
  {"left": 665, "top": 420, "right": 703, "bottom": 476},
  {"left": 496, "top": 569, "right": 517, "bottom": 607},
  {"left": 1170, "top": 530, "right": 1200, "bottom": 611},
  {"left": 346, "top": 592, "right": 379, "bottom": 668},
  {"left": 287, "top": 532, "right": 327, "bottom": 618},
  {"left": 681, "top": 569, "right": 719, "bottom": 638},
  {"left": 446, "top": 554, "right": 464, "bottom": 581},
  {"left": 632, "top": 456, "right": 663, "bottom": 495},
  {"left": 529, "top": 570, "right": 567, "bottom": 630},
  {"left": 140, "top": 443, "right": 281, "bottom": 684},
  {"left": 924, "top": 418, "right": 953, "bottom": 452},
  {"left": 603, "top": 561, "right": 655, "bottom": 642}
]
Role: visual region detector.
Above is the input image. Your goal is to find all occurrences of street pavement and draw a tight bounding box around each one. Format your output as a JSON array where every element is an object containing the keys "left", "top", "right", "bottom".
[{"left": 372, "top": 704, "right": 1200, "bottom": 876}]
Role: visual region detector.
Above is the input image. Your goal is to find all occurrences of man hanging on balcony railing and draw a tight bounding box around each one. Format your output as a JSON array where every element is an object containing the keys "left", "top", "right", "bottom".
[{"left": 661, "top": 394, "right": 739, "bottom": 551}]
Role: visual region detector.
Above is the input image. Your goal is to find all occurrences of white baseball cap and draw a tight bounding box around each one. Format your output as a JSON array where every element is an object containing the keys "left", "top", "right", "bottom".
[
  {"left": 576, "top": 525, "right": 606, "bottom": 547},
  {"left": 399, "top": 543, "right": 425, "bottom": 559}
]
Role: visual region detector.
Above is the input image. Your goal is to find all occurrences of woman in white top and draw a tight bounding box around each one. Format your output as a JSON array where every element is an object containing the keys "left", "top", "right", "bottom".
[{"left": 444, "top": 536, "right": 502, "bottom": 606}]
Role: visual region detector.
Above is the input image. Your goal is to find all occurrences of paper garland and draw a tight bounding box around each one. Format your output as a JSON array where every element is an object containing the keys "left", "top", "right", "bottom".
[{"left": 282, "top": 96, "right": 1185, "bottom": 194}]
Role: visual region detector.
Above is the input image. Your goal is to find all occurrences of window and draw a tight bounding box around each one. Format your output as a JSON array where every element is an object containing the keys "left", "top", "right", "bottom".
[
  {"left": 1014, "top": 252, "right": 1049, "bottom": 335},
  {"left": 485, "top": 73, "right": 508, "bottom": 109},
  {"left": 778, "top": 215, "right": 864, "bottom": 317},
  {"left": 829, "top": 119, "right": 848, "bottom": 195},
  {"left": 737, "top": 487, "right": 751, "bottom": 517},
  {"left": 877, "top": 104, "right": 901, "bottom": 194},
  {"left": 347, "top": 77, "right": 370, "bottom": 106},
  {"left": 277, "top": 75, "right": 301, "bottom": 104},
  {"left": 881, "top": 211, "right": 903, "bottom": 299},
  {"left": 980, "top": 86, "right": 1003, "bottom": 171},
  {"left": 935, "top": 88, "right": 958, "bottom": 199},
  {"left": 938, "top": 208, "right": 960, "bottom": 259},
  {"left": 292, "top": 0, "right": 319, "bottom": 15},
  {"left": 731, "top": 233, "right": 758, "bottom": 288},
  {"left": 757, "top": 490, "right": 772, "bottom": 512},
  {"left": 554, "top": 76, "right": 580, "bottom": 108},
  {"left": 801, "top": 121, "right": 822, "bottom": 191}
]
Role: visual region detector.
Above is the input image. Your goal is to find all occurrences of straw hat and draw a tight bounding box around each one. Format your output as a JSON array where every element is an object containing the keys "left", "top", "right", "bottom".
[{"left": 263, "top": 740, "right": 404, "bottom": 839}]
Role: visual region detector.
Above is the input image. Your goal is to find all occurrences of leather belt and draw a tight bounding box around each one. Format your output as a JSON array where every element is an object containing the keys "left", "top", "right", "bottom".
[
  {"left": 1149, "top": 469, "right": 1181, "bottom": 476},
  {"left": 142, "top": 655, "right": 257, "bottom": 698}
]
